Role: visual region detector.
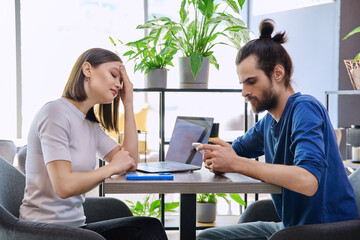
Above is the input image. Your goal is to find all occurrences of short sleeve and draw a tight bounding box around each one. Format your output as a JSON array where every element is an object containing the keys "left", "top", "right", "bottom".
[
  {"left": 37, "top": 103, "right": 72, "bottom": 164},
  {"left": 290, "top": 101, "right": 327, "bottom": 183},
  {"left": 95, "top": 124, "right": 119, "bottom": 159}
]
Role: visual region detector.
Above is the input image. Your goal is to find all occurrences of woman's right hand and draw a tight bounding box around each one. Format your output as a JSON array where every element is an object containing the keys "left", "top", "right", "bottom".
[
  {"left": 109, "top": 148, "right": 137, "bottom": 174},
  {"left": 119, "top": 65, "right": 134, "bottom": 108}
]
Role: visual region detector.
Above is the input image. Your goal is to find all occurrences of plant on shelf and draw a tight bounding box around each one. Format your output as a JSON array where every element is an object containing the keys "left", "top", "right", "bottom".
[
  {"left": 196, "top": 193, "right": 246, "bottom": 223},
  {"left": 342, "top": 26, "right": 360, "bottom": 90},
  {"left": 109, "top": 19, "right": 178, "bottom": 88},
  {"left": 125, "top": 194, "right": 179, "bottom": 218},
  {"left": 141, "top": 0, "right": 250, "bottom": 87},
  {"left": 343, "top": 26, "right": 360, "bottom": 61}
]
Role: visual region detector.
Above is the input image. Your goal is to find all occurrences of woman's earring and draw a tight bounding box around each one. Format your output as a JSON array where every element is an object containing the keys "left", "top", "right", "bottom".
[{"left": 86, "top": 77, "right": 90, "bottom": 81}]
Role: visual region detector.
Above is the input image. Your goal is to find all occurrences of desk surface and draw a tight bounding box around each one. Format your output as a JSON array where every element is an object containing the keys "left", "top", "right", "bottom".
[
  {"left": 104, "top": 168, "right": 282, "bottom": 194},
  {"left": 343, "top": 160, "right": 360, "bottom": 169},
  {"left": 103, "top": 168, "right": 281, "bottom": 240}
]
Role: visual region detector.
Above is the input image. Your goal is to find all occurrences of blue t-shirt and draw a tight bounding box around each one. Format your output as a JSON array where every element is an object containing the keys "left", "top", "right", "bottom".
[{"left": 232, "top": 93, "right": 358, "bottom": 227}]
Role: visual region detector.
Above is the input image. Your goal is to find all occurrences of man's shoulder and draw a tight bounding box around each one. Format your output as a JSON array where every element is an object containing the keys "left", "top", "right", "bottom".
[
  {"left": 291, "top": 94, "right": 324, "bottom": 111},
  {"left": 293, "top": 93, "right": 319, "bottom": 103}
]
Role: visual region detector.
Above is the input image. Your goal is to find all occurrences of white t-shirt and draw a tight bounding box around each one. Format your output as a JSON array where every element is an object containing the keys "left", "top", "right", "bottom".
[{"left": 19, "top": 98, "right": 118, "bottom": 227}]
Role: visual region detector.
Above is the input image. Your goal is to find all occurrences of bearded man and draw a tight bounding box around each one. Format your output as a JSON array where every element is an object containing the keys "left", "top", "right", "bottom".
[{"left": 196, "top": 19, "right": 358, "bottom": 240}]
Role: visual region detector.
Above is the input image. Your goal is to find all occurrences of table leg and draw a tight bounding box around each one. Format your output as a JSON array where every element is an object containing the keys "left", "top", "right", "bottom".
[{"left": 180, "top": 194, "right": 196, "bottom": 240}]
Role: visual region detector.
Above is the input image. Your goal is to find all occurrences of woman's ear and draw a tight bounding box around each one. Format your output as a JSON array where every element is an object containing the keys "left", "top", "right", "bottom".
[
  {"left": 272, "top": 64, "right": 285, "bottom": 83},
  {"left": 82, "top": 62, "right": 92, "bottom": 77}
]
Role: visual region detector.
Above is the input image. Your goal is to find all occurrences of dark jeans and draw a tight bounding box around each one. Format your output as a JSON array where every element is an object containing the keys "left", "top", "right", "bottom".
[{"left": 82, "top": 216, "right": 168, "bottom": 240}]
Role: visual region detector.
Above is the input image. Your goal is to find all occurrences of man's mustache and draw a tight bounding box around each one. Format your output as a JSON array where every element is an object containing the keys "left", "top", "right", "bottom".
[{"left": 245, "top": 96, "right": 257, "bottom": 103}]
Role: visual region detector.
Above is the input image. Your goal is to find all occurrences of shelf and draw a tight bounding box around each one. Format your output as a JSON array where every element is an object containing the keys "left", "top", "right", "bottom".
[
  {"left": 325, "top": 90, "right": 360, "bottom": 95},
  {"left": 134, "top": 88, "right": 242, "bottom": 93},
  {"left": 164, "top": 214, "right": 240, "bottom": 230},
  {"left": 325, "top": 90, "right": 360, "bottom": 111}
]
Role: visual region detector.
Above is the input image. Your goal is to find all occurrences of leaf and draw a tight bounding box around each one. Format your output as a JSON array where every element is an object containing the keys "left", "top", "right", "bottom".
[
  {"left": 149, "top": 199, "right": 161, "bottom": 212},
  {"left": 164, "top": 202, "right": 180, "bottom": 211},
  {"left": 154, "top": 26, "right": 163, "bottom": 47},
  {"left": 135, "top": 201, "right": 144, "bottom": 211},
  {"left": 210, "top": 55, "right": 219, "bottom": 70},
  {"left": 229, "top": 193, "right": 246, "bottom": 206},
  {"left": 127, "top": 36, "right": 152, "bottom": 46},
  {"left": 149, "top": 28, "right": 159, "bottom": 37},
  {"left": 238, "top": 0, "right": 245, "bottom": 9},
  {"left": 180, "top": 0, "right": 187, "bottom": 24},
  {"left": 354, "top": 52, "right": 360, "bottom": 62},
  {"left": 123, "top": 50, "right": 135, "bottom": 57},
  {"left": 197, "top": 0, "right": 215, "bottom": 19},
  {"left": 109, "top": 36, "right": 116, "bottom": 46},
  {"left": 190, "top": 52, "right": 203, "bottom": 80},
  {"left": 224, "top": 25, "right": 248, "bottom": 32},
  {"left": 137, "top": 22, "right": 156, "bottom": 29},
  {"left": 203, "top": 51, "right": 213, "bottom": 57},
  {"left": 224, "top": 0, "right": 239, "bottom": 14},
  {"left": 343, "top": 26, "right": 360, "bottom": 40}
]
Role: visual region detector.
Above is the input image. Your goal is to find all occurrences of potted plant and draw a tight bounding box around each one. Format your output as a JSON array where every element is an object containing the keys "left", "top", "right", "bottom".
[
  {"left": 109, "top": 19, "right": 177, "bottom": 88},
  {"left": 196, "top": 193, "right": 246, "bottom": 223},
  {"left": 343, "top": 26, "right": 360, "bottom": 90},
  {"left": 125, "top": 194, "right": 179, "bottom": 218},
  {"left": 142, "top": 0, "right": 250, "bottom": 88}
]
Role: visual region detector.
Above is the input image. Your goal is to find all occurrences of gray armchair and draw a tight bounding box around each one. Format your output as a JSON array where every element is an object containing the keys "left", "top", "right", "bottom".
[
  {"left": 239, "top": 168, "right": 360, "bottom": 240},
  {"left": 0, "top": 156, "right": 133, "bottom": 240},
  {"left": 0, "top": 140, "right": 17, "bottom": 164}
]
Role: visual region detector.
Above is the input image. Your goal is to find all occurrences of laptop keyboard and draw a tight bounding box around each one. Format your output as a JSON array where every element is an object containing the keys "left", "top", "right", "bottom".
[{"left": 146, "top": 161, "right": 194, "bottom": 171}]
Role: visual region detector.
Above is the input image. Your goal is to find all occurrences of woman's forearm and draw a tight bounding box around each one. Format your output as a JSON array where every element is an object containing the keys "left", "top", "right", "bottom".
[
  {"left": 47, "top": 160, "right": 116, "bottom": 199},
  {"left": 122, "top": 104, "right": 139, "bottom": 162}
]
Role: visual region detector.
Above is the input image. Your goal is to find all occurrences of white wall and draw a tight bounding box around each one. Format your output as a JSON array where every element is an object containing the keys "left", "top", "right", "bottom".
[{"left": 248, "top": 1, "right": 340, "bottom": 126}]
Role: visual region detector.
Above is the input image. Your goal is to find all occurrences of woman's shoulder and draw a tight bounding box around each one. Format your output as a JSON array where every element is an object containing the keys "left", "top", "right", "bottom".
[
  {"left": 37, "top": 99, "right": 72, "bottom": 121},
  {"left": 39, "top": 99, "right": 66, "bottom": 113}
]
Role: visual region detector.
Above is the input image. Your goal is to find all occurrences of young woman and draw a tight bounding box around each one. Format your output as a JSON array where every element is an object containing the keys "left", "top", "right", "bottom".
[{"left": 19, "top": 48, "right": 168, "bottom": 240}]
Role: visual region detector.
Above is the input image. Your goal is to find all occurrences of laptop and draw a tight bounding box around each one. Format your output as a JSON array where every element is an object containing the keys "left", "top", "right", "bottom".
[{"left": 136, "top": 116, "right": 214, "bottom": 173}]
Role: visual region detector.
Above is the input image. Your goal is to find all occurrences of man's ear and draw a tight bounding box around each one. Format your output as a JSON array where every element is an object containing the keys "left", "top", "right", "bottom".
[
  {"left": 272, "top": 64, "right": 285, "bottom": 83},
  {"left": 82, "top": 62, "right": 91, "bottom": 77}
]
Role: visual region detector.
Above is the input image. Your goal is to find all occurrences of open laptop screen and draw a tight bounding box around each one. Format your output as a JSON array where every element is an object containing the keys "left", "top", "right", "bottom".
[{"left": 165, "top": 116, "right": 213, "bottom": 167}]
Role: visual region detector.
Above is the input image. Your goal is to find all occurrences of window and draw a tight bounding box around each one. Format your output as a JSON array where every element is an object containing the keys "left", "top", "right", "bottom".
[
  {"left": 0, "top": 0, "right": 17, "bottom": 139},
  {"left": 20, "top": 0, "right": 145, "bottom": 137}
]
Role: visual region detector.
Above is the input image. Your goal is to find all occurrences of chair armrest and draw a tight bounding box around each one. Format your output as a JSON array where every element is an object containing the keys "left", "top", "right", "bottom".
[
  {"left": 0, "top": 206, "right": 104, "bottom": 240},
  {"left": 269, "top": 218, "right": 360, "bottom": 240},
  {"left": 238, "top": 199, "right": 281, "bottom": 223},
  {"left": 83, "top": 197, "right": 133, "bottom": 224}
]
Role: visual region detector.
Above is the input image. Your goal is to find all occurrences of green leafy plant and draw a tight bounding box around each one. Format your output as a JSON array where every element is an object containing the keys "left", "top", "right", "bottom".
[
  {"left": 125, "top": 194, "right": 179, "bottom": 218},
  {"left": 109, "top": 18, "right": 178, "bottom": 74},
  {"left": 197, "top": 193, "right": 246, "bottom": 206},
  {"left": 343, "top": 26, "right": 360, "bottom": 61},
  {"left": 140, "top": 0, "right": 250, "bottom": 79}
]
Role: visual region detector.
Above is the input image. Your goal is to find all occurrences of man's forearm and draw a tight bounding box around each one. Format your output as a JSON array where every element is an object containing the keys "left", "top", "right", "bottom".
[{"left": 235, "top": 157, "right": 319, "bottom": 196}]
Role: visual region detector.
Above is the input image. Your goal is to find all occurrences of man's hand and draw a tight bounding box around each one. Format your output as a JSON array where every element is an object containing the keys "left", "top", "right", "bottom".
[{"left": 197, "top": 138, "right": 240, "bottom": 174}]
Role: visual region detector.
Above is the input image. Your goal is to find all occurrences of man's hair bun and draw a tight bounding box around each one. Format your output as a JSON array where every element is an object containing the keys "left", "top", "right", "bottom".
[{"left": 259, "top": 19, "right": 287, "bottom": 44}]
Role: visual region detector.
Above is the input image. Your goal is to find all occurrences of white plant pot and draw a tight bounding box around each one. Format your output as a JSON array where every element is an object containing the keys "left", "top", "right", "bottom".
[
  {"left": 145, "top": 69, "right": 167, "bottom": 88},
  {"left": 196, "top": 202, "right": 217, "bottom": 223},
  {"left": 179, "top": 57, "right": 210, "bottom": 89}
]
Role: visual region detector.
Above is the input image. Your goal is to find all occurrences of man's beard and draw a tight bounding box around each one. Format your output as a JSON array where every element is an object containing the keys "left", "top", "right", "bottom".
[{"left": 247, "top": 86, "right": 278, "bottom": 114}]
